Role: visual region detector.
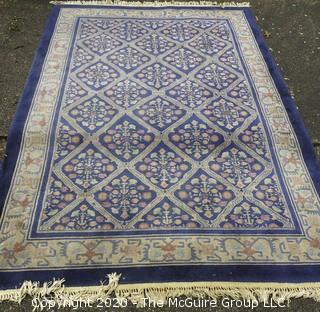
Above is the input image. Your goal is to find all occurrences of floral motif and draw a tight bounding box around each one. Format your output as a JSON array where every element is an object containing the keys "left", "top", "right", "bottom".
[
  {"left": 135, "top": 143, "right": 191, "bottom": 189},
  {"left": 40, "top": 174, "right": 77, "bottom": 225},
  {"left": 136, "top": 33, "right": 176, "bottom": 55},
  {"left": 83, "top": 33, "right": 122, "bottom": 55},
  {"left": 87, "top": 18, "right": 120, "bottom": 30},
  {"left": 195, "top": 63, "right": 238, "bottom": 90},
  {"left": 79, "top": 21, "right": 98, "bottom": 39},
  {"left": 175, "top": 170, "right": 235, "bottom": 222},
  {"left": 56, "top": 119, "right": 83, "bottom": 160},
  {"left": 164, "top": 47, "right": 205, "bottom": 73},
  {"left": 72, "top": 46, "right": 94, "bottom": 70},
  {"left": 220, "top": 200, "right": 285, "bottom": 229},
  {"left": 52, "top": 202, "right": 114, "bottom": 231},
  {"left": 186, "top": 19, "right": 220, "bottom": 29},
  {"left": 62, "top": 144, "right": 117, "bottom": 190},
  {"left": 210, "top": 22, "right": 231, "bottom": 41},
  {"left": 160, "top": 22, "right": 199, "bottom": 42},
  {"left": 100, "top": 115, "right": 154, "bottom": 162},
  {"left": 227, "top": 80, "right": 254, "bottom": 108},
  {"left": 189, "top": 33, "right": 226, "bottom": 55},
  {"left": 166, "top": 79, "right": 213, "bottom": 109},
  {"left": 107, "top": 46, "right": 150, "bottom": 73},
  {"left": 105, "top": 79, "right": 151, "bottom": 109},
  {"left": 201, "top": 97, "right": 250, "bottom": 132},
  {"left": 134, "top": 62, "right": 181, "bottom": 89},
  {"left": 137, "top": 20, "right": 168, "bottom": 30},
  {"left": 95, "top": 170, "right": 156, "bottom": 224},
  {"left": 68, "top": 96, "right": 118, "bottom": 133},
  {"left": 134, "top": 198, "right": 200, "bottom": 229},
  {"left": 239, "top": 120, "right": 269, "bottom": 158},
  {"left": 64, "top": 80, "right": 88, "bottom": 106},
  {"left": 109, "top": 21, "right": 149, "bottom": 41},
  {"left": 51, "top": 201, "right": 115, "bottom": 231},
  {"left": 169, "top": 115, "right": 224, "bottom": 160},
  {"left": 77, "top": 62, "right": 119, "bottom": 90},
  {"left": 209, "top": 144, "right": 264, "bottom": 189},
  {"left": 219, "top": 48, "right": 241, "bottom": 72},
  {"left": 133, "top": 96, "right": 186, "bottom": 131},
  {"left": 253, "top": 173, "right": 287, "bottom": 216}
]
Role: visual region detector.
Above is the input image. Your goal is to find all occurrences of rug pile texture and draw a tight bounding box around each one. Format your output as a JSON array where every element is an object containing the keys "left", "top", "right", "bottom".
[{"left": 1, "top": 0, "right": 320, "bottom": 304}]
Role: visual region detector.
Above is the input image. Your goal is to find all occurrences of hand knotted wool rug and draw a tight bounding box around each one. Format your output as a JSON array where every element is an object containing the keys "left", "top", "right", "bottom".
[{"left": 1, "top": 0, "right": 320, "bottom": 305}]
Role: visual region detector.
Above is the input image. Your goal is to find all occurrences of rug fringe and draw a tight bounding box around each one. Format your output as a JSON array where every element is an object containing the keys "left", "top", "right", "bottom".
[
  {"left": 49, "top": 1, "right": 251, "bottom": 7},
  {"left": 115, "top": 282, "right": 320, "bottom": 306},
  {"left": 1, "top": 276, "right": 320, "bottom": 309},
  {"left": 0, "top": 273, "right": 121, "bottom": 310}
]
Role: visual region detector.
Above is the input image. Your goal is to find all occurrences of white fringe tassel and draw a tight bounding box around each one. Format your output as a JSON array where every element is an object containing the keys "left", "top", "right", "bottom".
[
  {"left": 1, "top": 275, "right": 320, "bottom": 309},
  {"left": 0, "top": 273, "right": 121, "bottom": 310},
  {"left": 115, "top": 282, "right": 320, "bottom": 307},
  {"left": 49, "top": 1, "right": 251, "bottom": 7}
]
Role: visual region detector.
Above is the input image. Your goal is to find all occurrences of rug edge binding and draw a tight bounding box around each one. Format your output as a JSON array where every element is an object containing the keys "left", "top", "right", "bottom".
[
  {"left": 49, "top": 1, "right": 251, "bottom": 7},
  {"left": 1, "top": 274, "right": 320, "bottom": 306}
]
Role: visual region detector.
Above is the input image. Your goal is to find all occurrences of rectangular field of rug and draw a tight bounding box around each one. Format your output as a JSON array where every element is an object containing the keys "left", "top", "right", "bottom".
[{"left": 1, "top": 0, "right": 320, "bottom": 304}]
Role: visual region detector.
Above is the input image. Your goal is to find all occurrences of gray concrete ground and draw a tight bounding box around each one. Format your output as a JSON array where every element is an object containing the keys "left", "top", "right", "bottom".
[{"left": 0, "top": 0, "right": 319, "bottom": 311}]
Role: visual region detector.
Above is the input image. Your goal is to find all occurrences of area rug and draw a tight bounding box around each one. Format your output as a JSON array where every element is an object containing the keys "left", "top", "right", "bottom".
[{"left": 1, "top": 0, "right": 320, "bottom": 305}]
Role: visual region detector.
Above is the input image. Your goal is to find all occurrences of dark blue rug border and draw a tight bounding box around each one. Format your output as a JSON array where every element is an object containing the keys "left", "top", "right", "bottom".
[
  {"left": 0, "top": 6, "right": 61, "bottom": 217},
  {"left": 243, "top": 7, "right": 320, "bottom": 195},
  {"left": 0, "top": 5, "right": 320, "bottom": 290},
  {"left": 0, "top": 265, "right": 320, "bottom": 289}
]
